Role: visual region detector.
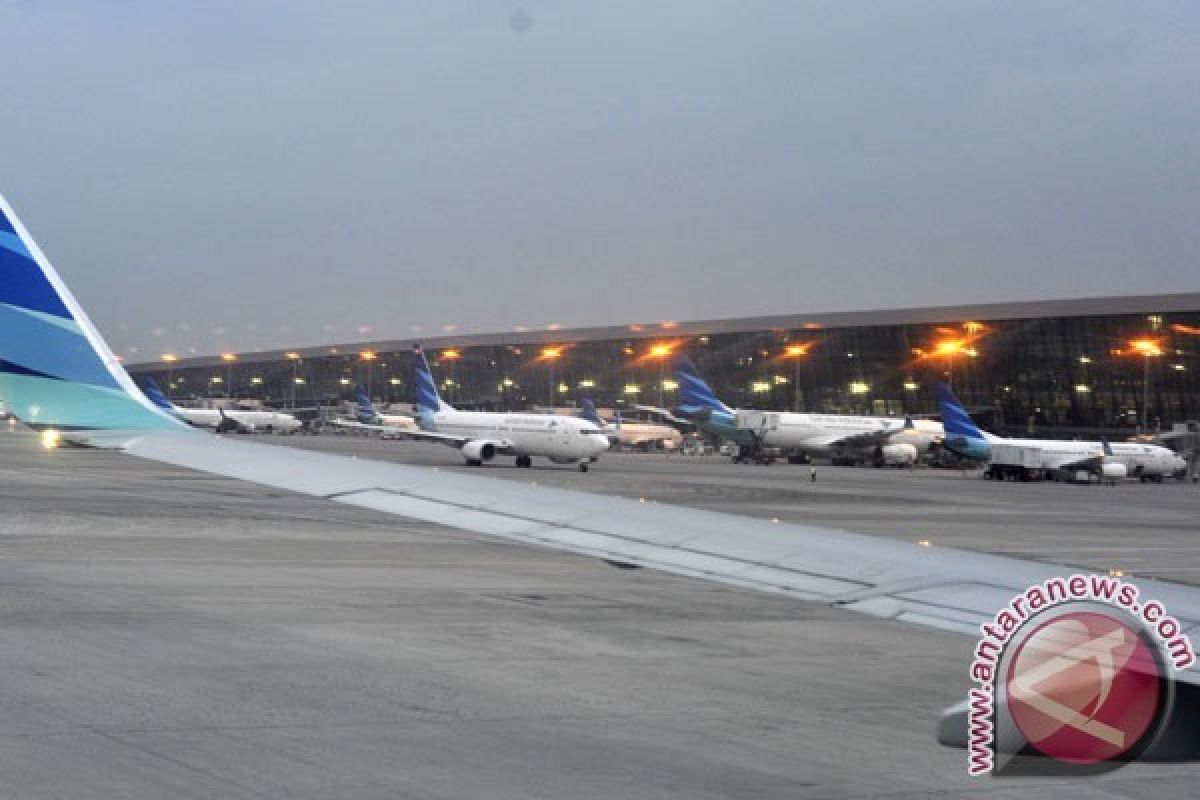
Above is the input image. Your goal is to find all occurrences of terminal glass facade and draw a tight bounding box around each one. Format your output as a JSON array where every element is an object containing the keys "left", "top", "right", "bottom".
[{"left": 132, "top": 310, "right": 1200, "bottom": 434}]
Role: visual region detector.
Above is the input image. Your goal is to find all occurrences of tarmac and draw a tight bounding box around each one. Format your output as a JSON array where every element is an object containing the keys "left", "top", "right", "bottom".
[{"left": 2, "top": 425, "right": 1199, "bottom": 798}]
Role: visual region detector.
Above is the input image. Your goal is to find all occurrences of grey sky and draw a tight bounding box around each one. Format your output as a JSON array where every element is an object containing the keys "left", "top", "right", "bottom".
[{"left": 2, "top": 1, "right": 1197, "bottom": 358}]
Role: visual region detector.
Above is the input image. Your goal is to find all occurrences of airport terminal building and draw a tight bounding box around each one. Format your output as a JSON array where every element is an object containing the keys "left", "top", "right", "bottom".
[{"left": 127, "top": 293, "right": 1200, "bottom": 435}]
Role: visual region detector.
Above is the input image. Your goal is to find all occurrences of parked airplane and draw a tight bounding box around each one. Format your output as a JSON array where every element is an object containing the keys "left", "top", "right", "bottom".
[
  {"left": 330, "top": 385, "right": 418, "bottom": 436},
  {"left": 7, "top": 191, "right": 1200, "bottom": 762},
  {"left": 662, "top": 355, "right": 942, "bottom": 465},
  {"left": 352, "top": 346, "right": 610, "bottom": 470},
  {"left": 578, "top": 397, "right": 682, "bottom": 451},
  {"left": 936, "top": 383, "right": 1186, "bottom": 481},
  {"left": 142, "top": 378, "right": 301, "bottom": 434}
]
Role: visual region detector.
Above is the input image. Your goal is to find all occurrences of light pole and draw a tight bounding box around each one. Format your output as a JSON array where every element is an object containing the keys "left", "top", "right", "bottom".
[
  {"left": 286, "top": 352, "right": 301, "bottom": 409},
  {"left": 441, "top": 349, "right": 461, "bottom": 404},
  {"left": 648, "top": 344, "right": 672, "bottom": 407},
  {"left": 540, "top": 347, "right": 562, "bottom": 408},
  {"left": 1130, "top": 339, "right": 1163, "bottom": 433},
  {"left": 161, "top": 353, "right": 178, "bottom": 400},
  {"left": 360, "top": 351, "right": 377, "bottom": 399},
  {"left": 220, "top": 352, "right": 237, "bottom": 399},
  {"left": 935, "top": 340, "right": 961, "bottom": 386},
  {"left": 783, "top": 343, "right": 810, "bottom": 412}
]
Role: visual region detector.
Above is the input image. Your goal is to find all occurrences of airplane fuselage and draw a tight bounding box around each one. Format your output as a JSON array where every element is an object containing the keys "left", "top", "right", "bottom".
[
  {"left": 174, "top": 407, "right": 302, "bottom": 433},
  {"left": 944, "top": 432, "right": 1184, "bottom": 477},
  {"left": 687, "top": 407, "right": 942, "bottom": 456},
  {"left": 426, "top": 410, "right": 610, "bottom": 461}
]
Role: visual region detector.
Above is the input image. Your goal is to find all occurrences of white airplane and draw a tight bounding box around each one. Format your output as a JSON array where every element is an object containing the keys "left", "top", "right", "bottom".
[
  {"left": 937, "top": 384, "right": 1186, "bottom": 480},
  {"left": 143, "top": 378, "right": 301, "bottom": 433},
  {"left": 330, "top": 384, "right": 418, "bottom": 437},
  {"left": 666, "top": 356, "right": 943, "bottom": 465},
  {"left": 357, "top": 346, "right": 610, "bottom": 471},
  {"left": 578, "top": 397, "right": 682, "bottom": 451},
  {"left": 4, "top": 192, "right": 1200, "bottom": 761}
]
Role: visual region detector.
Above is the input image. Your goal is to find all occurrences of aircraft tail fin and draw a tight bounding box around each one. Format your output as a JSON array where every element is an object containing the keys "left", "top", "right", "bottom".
[
  {"left": 578, "top": 396, "right": 604, "bottom": 425},
  {"left": 672, "top": 354, "right": 732, "bottom": 414},
  {"left": 353, "top": 384, "right": 378, "bottom": 423},
  {"left": 141, "top": 378, "right": 177, "bottom": 413},
  {"left": 412, "top": 345, "right": 453, "bottom": 414},
  {"left": 0, "top": 194, "right": 182, "bottom": 431},
  {"left": 935, "top": 383, "right": 984, "bottom": 440}
]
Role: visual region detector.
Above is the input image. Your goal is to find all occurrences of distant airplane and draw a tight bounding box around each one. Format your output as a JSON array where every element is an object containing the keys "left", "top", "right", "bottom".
[
  {"left": 330, "top": 385, "right": 418, "bottom": 436},
  {"left": 142, "top": 378, "right": 301, "bottom": 434},
  {"left": 654, "top": 355, "right": 942, "bottom": 465},
  {"left": 354, "top": 346, "right": 610, "bottom": 470},
  {"left": 936, "top": 383, "right": 1186, "bottom": 481},
  {"left": 577, "top": 397, "right": 682, "bottom": 451}
]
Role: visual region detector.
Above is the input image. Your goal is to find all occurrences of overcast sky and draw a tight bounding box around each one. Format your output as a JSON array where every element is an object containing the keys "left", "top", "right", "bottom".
[{"left": 2, "top": 1, "right": 1197, "bottom": 358}]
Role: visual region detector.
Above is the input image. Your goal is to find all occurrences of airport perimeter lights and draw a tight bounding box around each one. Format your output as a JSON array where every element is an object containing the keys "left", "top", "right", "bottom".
[
  {"left": 783, "top": 343, "right": 811, "bottom": 412},
  {"left": 1130, "top": 338, "right": 1164, "bottom": 432},
  {"left": 160, "top": 353, "right": 178, "bottom": 399},
  {"left": 220, "top": 352, "right": 237, "bottom": 398}
]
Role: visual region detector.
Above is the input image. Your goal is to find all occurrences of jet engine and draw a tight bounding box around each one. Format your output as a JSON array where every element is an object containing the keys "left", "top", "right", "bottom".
[
  {"left": 1100, "top": 462, "right": 1128, "bottom": 479},
  {"left": 880, "top": 443, "right": 918, "bottom": 467},
  {"left": 461, "top": 440, "right": 497, "bottom": 465}
]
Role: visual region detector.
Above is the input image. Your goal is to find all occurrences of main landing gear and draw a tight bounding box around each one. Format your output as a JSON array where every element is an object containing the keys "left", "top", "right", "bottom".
[
  {"left": 515, "top": 456, "right": 533, "bottom": 469},
  {"left": 578, "top": 462, "right": 589, "bottom": 473}
]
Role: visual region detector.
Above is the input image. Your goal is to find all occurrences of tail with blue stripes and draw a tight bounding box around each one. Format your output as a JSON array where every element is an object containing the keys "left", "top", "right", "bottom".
[
  {"left": 935, "top": 382, "right": 992, "bottom": 461},
  {"left": 412, "top": 345, "right": 452, "bottom": 417},
  {"left": 354, "top": 385, "right": 379, "bottom": 423},
  {"left": 578, "top": 396, "right": 603, "bottom": 425},
  {"left": 0, "top": 194, "right": 182, "bottom": 431},
  {"left": 935, "top": 383, "right": 984, "bottom": 440},
  {"left": 672, "top": 354, "right": 732, "bottom": 414}
]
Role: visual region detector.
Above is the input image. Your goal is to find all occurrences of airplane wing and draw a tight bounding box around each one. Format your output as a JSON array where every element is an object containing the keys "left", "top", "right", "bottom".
[
  {"left": 810, "top": 425, "right": 907, "bottom": 452},
  {"left": 631, "top": 404, "right": 696, "bottom": 430},
  {"left": 78, "top": 426, "right": 1200, "bottom": 649},
  {"left": 1042, "top": 452, "right": 1104, "bottom": 471},
  {"left": 329, "top": 418, "right": 414, "bottom": 435},
  {"left": 330, "top": 419, "right": 509, "bottom": 450}
]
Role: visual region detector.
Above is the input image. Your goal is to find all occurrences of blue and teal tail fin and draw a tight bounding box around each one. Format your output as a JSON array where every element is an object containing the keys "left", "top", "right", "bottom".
[
  {"left": 412, "top": 345, "right": 452, "bottom": 416},
  {"left": 672, "top": 354, "right": 732, "bottom": 414},
  {"left": 0, "top": 194, "right": 182, "bottom": 431},
  {"left": 140, "top": 377, "right": 175, "bottom": 412},
  {"left": 354, "top": 384, "right": 379, "bottom": 423},
  {"left": 935, "top": 383, "right": 984, "bottom": 440},
  {"left": 935, "top": 383, "right": 993, "bottom": 461}
]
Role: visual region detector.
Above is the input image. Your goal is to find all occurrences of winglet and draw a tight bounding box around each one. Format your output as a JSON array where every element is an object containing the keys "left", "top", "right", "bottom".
[{"left": 0, "top": 194, "right": 182, "bottom": 431}]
